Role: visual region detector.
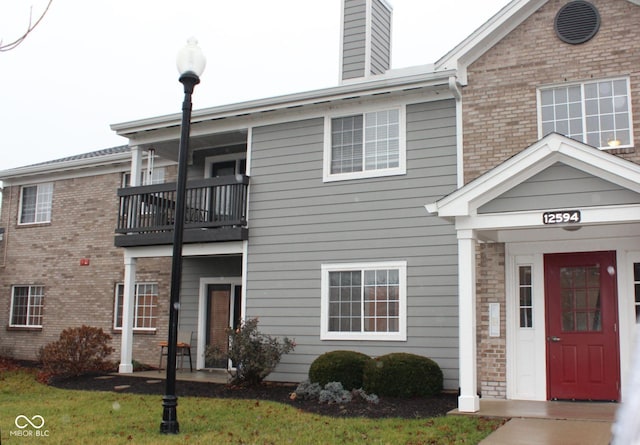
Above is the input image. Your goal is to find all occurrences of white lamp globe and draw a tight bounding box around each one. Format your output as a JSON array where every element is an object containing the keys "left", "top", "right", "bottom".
[{"left": 176, "top": 37, "right": 206, "bottom": 77}]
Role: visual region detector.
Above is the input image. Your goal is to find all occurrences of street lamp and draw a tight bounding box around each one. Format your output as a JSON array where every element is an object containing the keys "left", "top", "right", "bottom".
[{"left": 160, "top": 37, "right": 206, "bottom": 435}]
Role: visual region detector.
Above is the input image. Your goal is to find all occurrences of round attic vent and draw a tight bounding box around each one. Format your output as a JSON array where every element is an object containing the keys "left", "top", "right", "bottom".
[{"left": 554, "top": 1, "right": 600, "bottom": 44}]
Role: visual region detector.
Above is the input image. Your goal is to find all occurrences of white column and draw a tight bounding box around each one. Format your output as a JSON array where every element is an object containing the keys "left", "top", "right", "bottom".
[
  {"left": 130, "top": 145, "right": 142, "bottom": 186},
  {"left": 458, "top": 229, "right": 480, "bottom": 412},
  {"left": 118, "top": 256, "right": 137, "bottom": 373}
]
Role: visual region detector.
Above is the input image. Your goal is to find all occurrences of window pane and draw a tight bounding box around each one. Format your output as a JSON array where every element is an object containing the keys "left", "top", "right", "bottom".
[
  {"left": 331, "top": 115, "right": 363, "bottom": 174},
  {"left": 518, "top": 266, "right": 533, "bottom": 328},
  {"left": 20, "top": 186, "right": 37, "bottom": 223}
]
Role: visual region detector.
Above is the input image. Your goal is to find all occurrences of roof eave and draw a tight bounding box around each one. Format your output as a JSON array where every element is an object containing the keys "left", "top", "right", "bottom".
[{"left": 111, "top": 67, "right": 455, "bottom": 137}]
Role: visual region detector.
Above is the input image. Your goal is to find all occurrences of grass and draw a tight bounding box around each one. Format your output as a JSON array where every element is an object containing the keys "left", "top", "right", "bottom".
[{"left": 0, "top": 370, "right": 502, "bottom": 444}]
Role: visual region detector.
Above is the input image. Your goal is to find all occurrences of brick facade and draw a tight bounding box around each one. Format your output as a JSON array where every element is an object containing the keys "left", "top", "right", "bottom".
[
  {"left": 0, "top": 169, "right": 172, "bottom": 366},
  {"left": 463, "top": 0, "right": 640, "bottom": 398}
]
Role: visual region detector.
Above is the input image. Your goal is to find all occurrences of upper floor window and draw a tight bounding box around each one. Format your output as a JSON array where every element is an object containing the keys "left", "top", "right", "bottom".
[
  {"left": 114, "top": 283, "right": 158, "bottom": 331},
  {"left": 122, "top": 167, "right": 165, "bottom": 187},
  {"left": 19, "top": 183, "right": 53, "bottom": 224},
  {"left": 324, "top": 107, "right": 406, "bottom": 182},
  {"left": 320, "top": 261, "right": 407, "bottom": 341},
  {"left": 539, "top": 78, "right": 633, "bottom": 149},
  {"left": 10, "top": 285, "right": 44, "bottom": 328}
]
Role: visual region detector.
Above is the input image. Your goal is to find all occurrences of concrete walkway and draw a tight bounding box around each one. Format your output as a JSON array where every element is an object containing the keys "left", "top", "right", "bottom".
[{"left": 451, "top": 399, "right": 617, "bottom": 445}]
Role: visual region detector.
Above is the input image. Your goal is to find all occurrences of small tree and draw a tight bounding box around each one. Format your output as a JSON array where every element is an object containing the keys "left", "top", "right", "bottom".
[{"left": 207, "top": 318, "right": 295, "bottom": 386}]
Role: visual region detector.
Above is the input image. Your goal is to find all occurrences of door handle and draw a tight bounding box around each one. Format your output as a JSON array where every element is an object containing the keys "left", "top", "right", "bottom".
[{"left": 547, "top": 336, "right": 562, "bottom": 342}]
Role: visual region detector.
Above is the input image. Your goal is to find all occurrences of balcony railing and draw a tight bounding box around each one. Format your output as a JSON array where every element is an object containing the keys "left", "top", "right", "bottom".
[{"left": 115, "top": 175, "right": 249, "bottom": 247}]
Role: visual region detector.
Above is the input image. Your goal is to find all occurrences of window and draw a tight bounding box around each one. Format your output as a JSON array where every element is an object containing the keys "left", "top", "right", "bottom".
[
  {"left": 321, "top": 261, "right": 407, "bottom": 340},
  {"left": 10, "top": 286, "right": 44, "bottom": 327},
  {"left": 19, "top": 183, "right": 53, "bottom": 224},
  {"left": 539, "top": 78, "right": 633, "bottom": 149},
  {"left": 122, "top": 167, "right": 165, "bottom": 187},
  {"left": 324, "top": 108, "right": 405, "bottom": 181},
  {"left": 114, "top": 283, "right": 158, "bottom": 330},
  {"left": 518, "top": 266, "right": 533, "bottom": 328}
]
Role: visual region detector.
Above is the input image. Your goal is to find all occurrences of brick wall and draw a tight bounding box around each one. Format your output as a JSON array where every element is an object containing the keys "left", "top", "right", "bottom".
[
  {"left": 0, "top": 170, "right": 171, "bottom": 366},
  {"left": 462, "top": 0, "right": 640, "bottom": 398},
  {"left": 463, "top": 0, "right": 640, "bottom": 184}
]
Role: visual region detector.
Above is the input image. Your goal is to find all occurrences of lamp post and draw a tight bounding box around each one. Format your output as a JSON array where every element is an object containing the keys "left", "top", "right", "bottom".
[{"left": 160, "top": 37, "right": 206, "bottom": 435}]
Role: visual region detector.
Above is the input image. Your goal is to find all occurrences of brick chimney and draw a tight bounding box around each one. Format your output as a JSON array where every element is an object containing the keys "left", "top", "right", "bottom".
[{"left": 340, "top": 0, "right": 392, "bottom": 83}]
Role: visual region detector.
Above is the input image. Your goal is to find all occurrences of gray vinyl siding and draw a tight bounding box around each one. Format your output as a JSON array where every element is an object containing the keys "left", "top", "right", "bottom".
[
  {"left": 342, "top": 0, "right": 367, "bottom": 81},
  {"left": 246, "top": 99, "right": 459, "bottom": 388},
  {"left": 370, "top": 0, "right": 391, "bottom": 75},
  {"left": 478, "top": 163, "right": 640, "bottom": 214},
  {"left": 178, "top": 256, "right": 242, "bottom": 356}
]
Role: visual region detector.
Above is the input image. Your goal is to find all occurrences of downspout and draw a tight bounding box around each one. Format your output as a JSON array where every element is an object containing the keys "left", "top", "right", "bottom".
[
  {"left": 0, "top": 185, "right": 12, "bottom": 268},
  {"left": 449, "top": 76, "right": 464, "bottom": 188}
]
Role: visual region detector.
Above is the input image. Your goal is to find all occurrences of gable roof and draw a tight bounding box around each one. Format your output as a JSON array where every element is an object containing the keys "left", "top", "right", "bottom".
[
  {"left": 426, "top": 133, "right": 640, "bottom": 217},
  {"left": 436, "top": 0, "right": 640, "bottom": 84}
]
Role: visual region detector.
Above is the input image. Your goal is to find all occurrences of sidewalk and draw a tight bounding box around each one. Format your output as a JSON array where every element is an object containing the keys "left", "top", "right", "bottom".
[{"left": 450, "top": 399, "right": 616, "bottom": 445}]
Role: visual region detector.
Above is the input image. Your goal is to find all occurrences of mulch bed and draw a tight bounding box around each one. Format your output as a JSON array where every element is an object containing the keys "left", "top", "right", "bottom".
[{"left": 50, "top": 373, "right": 458, "bottom": 419}]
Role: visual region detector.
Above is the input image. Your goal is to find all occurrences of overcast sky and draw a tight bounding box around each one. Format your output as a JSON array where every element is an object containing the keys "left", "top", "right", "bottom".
[{"left": 0, "top": 0, "right": 512, "bottom": 171}]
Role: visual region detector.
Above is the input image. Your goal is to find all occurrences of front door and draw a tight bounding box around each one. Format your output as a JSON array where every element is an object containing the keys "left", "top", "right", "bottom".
[
  {"left": 205, "top": 284, "right": 242, "bottom": 368},
  {"left": 544, "top": 251, "right": 620, "bottom": 401}
]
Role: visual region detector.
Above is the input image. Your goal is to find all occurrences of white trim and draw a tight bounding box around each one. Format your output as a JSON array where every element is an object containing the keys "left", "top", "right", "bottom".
[
  {"left": 505, "top": 253, "right": 546, "bottom": 400},
  {"left": 427, "top": 133, "right": 640, "bottom": 217},
  {"left": 320, "top": 261, "right": 407, "bottom": 341},
  {"left": 364, "top": 0, "right": 373, "bottom": 78},
  {"left": 323, "top": 105, "right": 407, "bottom": 182},
  {"left": 123, "top": 242, "right": 244, "bottom": 260},
  {"left": 197, "top": 277, "right": 242, "bottom": 370}
]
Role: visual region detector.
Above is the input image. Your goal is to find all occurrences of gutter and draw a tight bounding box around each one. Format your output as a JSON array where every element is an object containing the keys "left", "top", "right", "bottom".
[{"left": 111, "top": 68, "right": 457, "bottom": 137}]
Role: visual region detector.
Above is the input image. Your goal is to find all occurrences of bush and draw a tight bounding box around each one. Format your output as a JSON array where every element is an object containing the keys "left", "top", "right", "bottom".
[
  {"left": 308, "top": 350, "right": 371, "bottom": 390},
  {"left": 207, "top": 318, "right": 295, "bottom": 386},
  {"left": 293, "top": 380, "right": 379, "bottom": 405},
  {"left": 363, "top": 353, "right": 443, "bottom": 397},
  {"left": 39, "top": 325, "right": 114, "bottom": 379}
]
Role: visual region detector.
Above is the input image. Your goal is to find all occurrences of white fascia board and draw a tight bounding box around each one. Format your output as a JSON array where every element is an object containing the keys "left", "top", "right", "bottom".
[
  {"left": 427, "top": 134, "right": 640, "bottom": 218},
  {"left": 435, "top": 0, "right": 547, "bottom": 84},
  {"left": 111, "top": 68, "right": 454, "bottom": 137},
  {"left": 0, "top": 151, "right": 131, "bottom": 182},
  {"left": 627, "top": 0, "right": 640, "bottom": 6}
]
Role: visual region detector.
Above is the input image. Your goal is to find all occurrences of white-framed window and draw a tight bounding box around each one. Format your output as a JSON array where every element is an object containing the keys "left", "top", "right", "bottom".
[
  {"left": 321, "top": 261, "right": 407, "bottom": 341},
  {"left": 114, "top": 283, "right": 158, "bottom": 331},
  {"left": 10, "top": 285, "right": 44, "bottom": 328},
  {"left": 19, "top": 183, "right": 53, "bottom": 224},
  {"left": 518, "top": 265, "right": 533, "bottom": 328},
  {"left": 323, "top": 107, "right": 406, "bottom": 182},
  {"left": 539, "top": 77, "right": 633, "bottom": 149}
]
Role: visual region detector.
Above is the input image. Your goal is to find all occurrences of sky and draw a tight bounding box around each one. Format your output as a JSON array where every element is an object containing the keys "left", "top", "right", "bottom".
[{"left": 0, "top": 0, "right": 512, "bottom": 172}]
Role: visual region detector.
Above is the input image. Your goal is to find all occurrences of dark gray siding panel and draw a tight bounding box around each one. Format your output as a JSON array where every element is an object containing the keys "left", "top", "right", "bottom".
[
  {"left": 479, "top": 163, "right": 640, "bottom": 214},
  {"left": 246, "top": 100, "right": 459, "bottom": 388}
]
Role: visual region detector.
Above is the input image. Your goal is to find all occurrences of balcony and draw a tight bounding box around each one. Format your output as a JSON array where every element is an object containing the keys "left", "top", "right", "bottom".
[{"left": 115, "top": 175, "right": 249, "bottom": 247}]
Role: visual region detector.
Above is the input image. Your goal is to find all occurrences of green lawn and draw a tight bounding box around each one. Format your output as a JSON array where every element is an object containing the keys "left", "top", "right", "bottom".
[{"left": 0, "top": 370, "right": 501, "bottom": 444}]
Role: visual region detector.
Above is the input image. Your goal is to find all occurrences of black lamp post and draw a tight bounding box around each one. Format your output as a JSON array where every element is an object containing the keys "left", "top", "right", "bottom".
[{"left": 160, "top": 37, "right": 206, "bottom": 435}]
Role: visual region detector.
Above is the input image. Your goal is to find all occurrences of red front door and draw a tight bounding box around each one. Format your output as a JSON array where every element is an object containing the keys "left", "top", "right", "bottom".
[{"left": 544, "top": 251, "right": 620, "bottom": 401}]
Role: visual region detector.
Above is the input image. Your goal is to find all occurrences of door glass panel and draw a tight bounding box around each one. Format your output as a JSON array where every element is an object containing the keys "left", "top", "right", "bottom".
[
  {"left": 560, "top": 266, "right": 601, "bottom": 332},
  {"left": 634, "top": 263, "right": 640, "bottom": 323}
]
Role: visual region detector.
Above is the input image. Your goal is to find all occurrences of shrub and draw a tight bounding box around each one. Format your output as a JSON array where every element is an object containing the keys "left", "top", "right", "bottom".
[
  {"left": 319, "top": 381, "right": 352, "bottom": 404},
  {"left": 363, "top": 352, "right": 443, "bottom": 397},
  {"left": 308, "top": 350, "right": 371, "bottom": 390},
  {"left": 293, "top": 380, "right": 379, "bottom": 405},
  {"left": 207, "top": 318, "right": 295, "bottom": 386},
  {"left": 39, "top": 325, "right": 114, "bottom": 379}
]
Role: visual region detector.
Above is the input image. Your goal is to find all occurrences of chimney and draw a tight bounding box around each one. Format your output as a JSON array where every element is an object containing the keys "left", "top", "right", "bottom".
[{"left": 340, "top": 0, "right": 392, "bottom": 83}]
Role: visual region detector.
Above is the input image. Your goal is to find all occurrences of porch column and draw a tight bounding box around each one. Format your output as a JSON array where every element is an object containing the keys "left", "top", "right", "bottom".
[
  {"left": 458, "top": 229, "right": 480, "bottom": 412},
  {"left": 130, "top": 145, "right": 142, "bottom": 186},
  {"left": 119, "top": 256, "right": 137, "bottom": 373}
]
